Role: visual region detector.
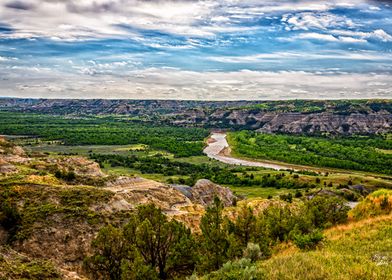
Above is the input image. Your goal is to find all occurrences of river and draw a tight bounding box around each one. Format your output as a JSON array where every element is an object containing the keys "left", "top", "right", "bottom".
[{"left": 203, "top": 132, "right": 294, "bottom": 170}]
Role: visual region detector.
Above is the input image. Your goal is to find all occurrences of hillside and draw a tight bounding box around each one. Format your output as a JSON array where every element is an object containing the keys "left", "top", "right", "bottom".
[
  {"left": 0, "top": 138, "right": 234, "bottom": 279},
  {"left": 260, "top": 214, "right": 392, "bottom": 280},
  {"left": 203, "top": 193, "right": 392, "bottom": 280}
]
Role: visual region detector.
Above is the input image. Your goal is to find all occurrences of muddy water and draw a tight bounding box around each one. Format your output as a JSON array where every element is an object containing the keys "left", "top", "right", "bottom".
[{"left": 203, "top": 132, "right": 292, "bottom": 170}]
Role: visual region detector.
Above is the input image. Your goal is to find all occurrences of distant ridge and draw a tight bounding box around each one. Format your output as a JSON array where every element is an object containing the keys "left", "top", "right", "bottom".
[{"left": 1, "top": 98, "right": 391, "bottom": 135}]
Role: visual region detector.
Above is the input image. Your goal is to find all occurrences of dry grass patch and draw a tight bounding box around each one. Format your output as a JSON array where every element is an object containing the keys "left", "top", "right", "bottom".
[{"left": 260, "top": 214, "right": 392, "bottom": 280}]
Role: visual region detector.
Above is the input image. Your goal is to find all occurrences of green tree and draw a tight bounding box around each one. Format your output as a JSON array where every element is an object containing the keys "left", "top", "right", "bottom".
[
  {"left": 127, "top": 205, "right": 197, "bottom": 279},
  {"left": 85, "top": 204, "right": 197, "bottom": 279},
  {"left": 120, "top": 256, "right": 159, "bottom": 280},
  {"left": 84, "top": 225, "right": 131, "bottom": 280},
  {"left": 305, "top": 196, "right": 350, "bottom": 228},
  {"left": 199, "top": 197, "right": 231, "bottom": 272},
  {"left": 204, "top": 258, "right": 265, "bottom": 280},
  {"left": 232, "top": 206, "right": 256, "bottom": 246}
]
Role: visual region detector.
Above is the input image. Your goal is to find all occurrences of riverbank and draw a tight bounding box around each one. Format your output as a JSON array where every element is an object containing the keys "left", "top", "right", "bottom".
[{"left": 203, "top": 132, "right": 296, "bottom": 170}]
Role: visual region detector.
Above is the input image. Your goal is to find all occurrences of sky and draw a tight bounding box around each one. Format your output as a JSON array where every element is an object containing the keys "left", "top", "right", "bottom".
[{"left": 0, "top": 0, "right": 391, "bottom": 100}]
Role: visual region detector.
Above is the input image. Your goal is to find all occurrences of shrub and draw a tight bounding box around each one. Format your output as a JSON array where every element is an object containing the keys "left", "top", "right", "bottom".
[
  {"left": 243, "top": 243, "right": 263, "bottom": 262},
  {"left": 294, "top": 191, "right": 302, "bottom": 198},
  {"left": 292, "top": 230, "right": 324, "bottom": 250},
  {"left": 349, "top": 189, "right": 392, "bottom": 220},
  {"left": 305, "top": 196, "right": 349, "bottom": 228},
  {"left": 205, "top": 258, "right": 265, "bottom": 280},
  {"left": 54, "top": 170, "right": 76, "bottom": 182}
]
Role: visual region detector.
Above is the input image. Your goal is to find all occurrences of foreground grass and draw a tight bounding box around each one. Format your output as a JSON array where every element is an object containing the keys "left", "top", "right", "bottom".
[{"left": 260, "top": 214, "right": 392, "bottom": 280}]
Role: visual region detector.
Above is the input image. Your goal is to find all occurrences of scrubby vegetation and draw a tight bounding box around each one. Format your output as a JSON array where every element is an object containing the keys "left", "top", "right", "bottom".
[
  {"left": 229, "top": 131, "right": 392, "bottom": 175},
  {"left": 85, "top": 204, "right": 197, "bottom": 279},
  {"left": 260, "top": 214, "right": 392, "bottom": 280},
  {"left": 349, "top": 189, "right": 392, "bottom": 220},
  {"left": 0, "top": 184, "right": 114, "bottom": 241},
  {"left": 1, "top": 106, "right": 392, "bottom": 279},
  {"left": 84, "top": 196, "right": 350, "bottom": 279},
  {"left": 0, "top": 248, "right": 61, "bottom": 280}
]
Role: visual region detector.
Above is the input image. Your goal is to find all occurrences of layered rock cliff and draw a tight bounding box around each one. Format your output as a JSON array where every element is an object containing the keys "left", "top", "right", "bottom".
[{"left": 1, "top": 98, "right": 390, "bottom": 135}]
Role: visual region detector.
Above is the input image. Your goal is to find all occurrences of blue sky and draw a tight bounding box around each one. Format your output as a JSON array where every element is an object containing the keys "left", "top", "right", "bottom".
[{"left": 0, "top": 0, "right": 391, "bottom": 100}]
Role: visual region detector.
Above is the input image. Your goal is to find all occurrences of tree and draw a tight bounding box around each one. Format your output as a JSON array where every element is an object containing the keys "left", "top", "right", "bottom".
[
  {"left": 257, "top": 205, "right": 298, "bottom": 243},
  {"left": 199, "top": 197, "right": 231, "bottom": 272},
  {"left": 120, "top": 256, "right": 159, "bottom": 280},
  {"left": 84, "top": 225, "right": 131, "bottom": 280},
  {"left": 128, "top": 205, "right": 197, "bottom": 279},
  {"left": 232, "top": 206, "right": 256, "bottom": 246},
  {"left": 85, "top": 204, "right": 197, "bottom": 280},
  {"left": 305, "top": 196, "right": 350, "bottom": 228},
  {"left": 243, "top": 243, "right": 263, "bottom": 262}
]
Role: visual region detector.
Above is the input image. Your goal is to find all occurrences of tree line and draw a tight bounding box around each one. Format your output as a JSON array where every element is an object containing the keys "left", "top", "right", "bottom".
[
  {"left": 229, "top": 131, "right": 392, "bottom": 175},
  {"left": 91, "top": 153, "right": 314, "bottom": 189},
  {"left": 0, "top": 112, "right": 208, "bottom": 157}
]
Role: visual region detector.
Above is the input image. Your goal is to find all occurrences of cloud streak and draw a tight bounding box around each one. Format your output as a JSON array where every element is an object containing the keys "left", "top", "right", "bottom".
[{"left": 1, "top": 67, "right": 391, "bottom": 100}]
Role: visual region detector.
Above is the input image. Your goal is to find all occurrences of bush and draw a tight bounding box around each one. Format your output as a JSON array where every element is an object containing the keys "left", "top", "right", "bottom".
[
  {"left": 54, "top": 170, "right": 76, "bottom": 182},
  {"left": 243, "top": 243, "right": 263, "bottom": 262},
  {"left": 306, "top": 196, "right": 350, "bottom": 228},
  {"left": 205, "top": 258, "right": 265, "bottom": 280},
  {"left": 292, "top": 230, "right": 324, "bottom": 250},
  {"left": 349, "top": 189, "right": 392, "bottom": 220}
]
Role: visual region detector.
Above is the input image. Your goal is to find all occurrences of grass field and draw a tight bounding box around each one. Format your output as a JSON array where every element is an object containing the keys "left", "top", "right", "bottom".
[
  {"left": 260, "top": 214, "right": 392, "bottom": 280},
  {"left": 24, "top": 143, "right": 172, "bottom": 157}
]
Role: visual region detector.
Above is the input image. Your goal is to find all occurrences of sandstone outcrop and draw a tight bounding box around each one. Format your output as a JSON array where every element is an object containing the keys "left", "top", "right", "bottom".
[{"left": 191, "top": 179, "right": 236, "bottom": 207}]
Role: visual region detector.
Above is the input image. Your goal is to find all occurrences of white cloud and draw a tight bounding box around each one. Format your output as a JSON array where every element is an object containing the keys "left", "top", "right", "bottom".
[
  {"left": 296, "top": 32, "right": 339, "bottom": 41},
  {"left": 372, "top": 29, "right": 392, "bottom": 42},
  {"left": 287, "top": 32, "right": 385, "bottom": 44},
  {"left": 338, "top": 36, "right": 367, "bottom": 43},
  {"left": 1, "top": 66, "right": 391, "bottom": 100},
  {"left": 207, "top": 51, "right": 392, "bottom": 63},
  {"left": 282, "top": 28, "right": 392, "bottom": 44},
  {"left": 0, "top": 0, "right": 377, "bottom": 40},
  {"left": 0, "top": 56, "right": 18, "bottom": 62},
  {"left": 282, "top": 12, "right": 357, "bottom": 31},
  {"left": 331, "top": 29, "right": 392, "bottom": 42}
]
